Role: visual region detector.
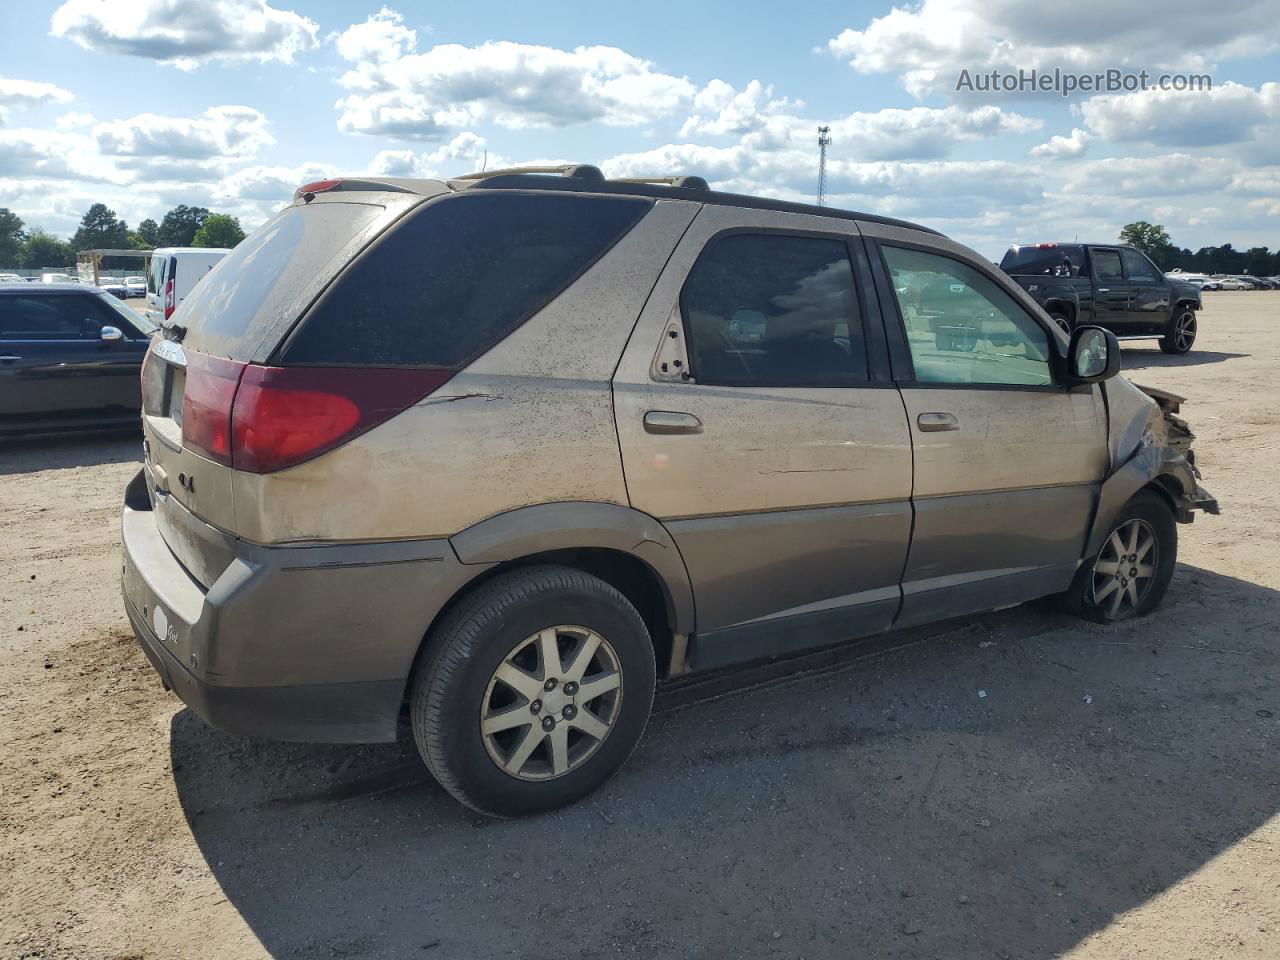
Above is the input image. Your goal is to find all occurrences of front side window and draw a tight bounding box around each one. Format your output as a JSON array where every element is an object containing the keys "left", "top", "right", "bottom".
[
  {"left": 1121, "top": 248, "right": 1160, "bottom": 282},
  {"left": 0, "top": 295, "right": 111, "bottom": 340},
  {"left": 882, "top": 245, "right": 1053, "bottom": 387},
  {"left": 680, "top": 233, "right": 867, "bottom": 387},
  {"left": 1093, "top": 250, "right": 1124, "bottom": 281}
]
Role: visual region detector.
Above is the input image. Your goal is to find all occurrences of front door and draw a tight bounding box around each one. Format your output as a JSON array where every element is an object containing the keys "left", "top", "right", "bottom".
[
  {"left": 1088, "top": 247, "right": 1132, "bottom": 330},
  {"left": 612, "top": 206, "right": 913, "bottom": 670},
  {"left": 1121, "top": 248, "right": 1171, "bottom": 334},
  {"left": 870, "top": 238, "right": 1108, "bottom": 627}
]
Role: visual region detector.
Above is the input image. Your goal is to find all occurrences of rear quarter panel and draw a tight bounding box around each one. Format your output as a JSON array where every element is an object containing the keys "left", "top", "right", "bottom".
[{"left": 231, "top": 199, "right": 701, "bottom": 543}]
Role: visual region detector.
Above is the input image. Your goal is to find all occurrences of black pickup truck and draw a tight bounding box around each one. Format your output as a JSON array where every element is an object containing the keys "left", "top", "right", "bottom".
[{"left": 1000, "top": 243, "right": 1202, "bottom": 354}]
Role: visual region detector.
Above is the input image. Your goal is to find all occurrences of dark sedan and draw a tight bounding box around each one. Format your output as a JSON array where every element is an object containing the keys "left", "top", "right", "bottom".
[{"left": 0, "top": 283, "right": 156, "bottom": 438}]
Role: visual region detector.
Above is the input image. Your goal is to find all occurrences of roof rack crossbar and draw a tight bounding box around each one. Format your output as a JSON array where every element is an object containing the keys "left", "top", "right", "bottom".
[{"left": 613, "top": 175, "right": 709, "bottom": 191}]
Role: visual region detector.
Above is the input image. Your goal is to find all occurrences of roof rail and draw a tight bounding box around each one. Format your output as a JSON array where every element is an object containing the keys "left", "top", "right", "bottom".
[
  {"left": 454, "top": 164, "right": 605, "bottom": 182},
  {"left": 613, "top": 175, "right": 710, "bottom": 191}
]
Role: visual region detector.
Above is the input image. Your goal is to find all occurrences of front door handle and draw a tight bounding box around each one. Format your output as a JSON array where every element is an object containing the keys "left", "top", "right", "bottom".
[
  {"left": 0, "top": 354, "right": 21, "bottom": 362},
  {"left": 1097, "top": 287, "right": 1110, "bottom": 293},
  {"left": 917, "top": 412, "right": 959, "bottom": 432},
  {"left": 644, "top": 411, "right": 703, "bottom": 435}
]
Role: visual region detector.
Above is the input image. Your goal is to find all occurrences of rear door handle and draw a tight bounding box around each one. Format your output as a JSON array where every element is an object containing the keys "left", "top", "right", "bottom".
[
  {"left": 0, "top": 354, "right": 21, "bottom": 362},
  {"left": 644, "top": 411, "right": 703, "bottom": 435},
  {"left": 917, "top": 412, "right": 959, "bottom": 432},
  {"left": 1097, "top": 287, "right": 1109, "bottom": 293}
]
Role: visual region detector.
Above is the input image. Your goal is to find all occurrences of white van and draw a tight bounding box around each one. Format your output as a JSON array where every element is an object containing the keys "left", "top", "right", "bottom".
[{"left": 145, "top": 248, "right": 228, "bottom": 325}]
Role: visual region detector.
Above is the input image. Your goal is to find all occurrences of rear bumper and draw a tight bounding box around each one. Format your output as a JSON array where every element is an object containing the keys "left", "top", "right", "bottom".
[{"left": 120, "top": 469, "right": 490, "bottom": 743}]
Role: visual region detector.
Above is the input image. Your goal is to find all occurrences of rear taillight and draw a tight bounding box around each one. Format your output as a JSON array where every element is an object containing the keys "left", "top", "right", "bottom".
[
  {"left": 230, "top": 365, "right": 454, "bottom": 473},
  {"left": 181, "top": 353, "right": 246, "bottom": 465},
  {"left": 163, "top": 276, "right": 175, "bottom": 321}
]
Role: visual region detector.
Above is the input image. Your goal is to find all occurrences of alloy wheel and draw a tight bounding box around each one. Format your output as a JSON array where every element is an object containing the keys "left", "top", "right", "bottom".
[
  {"left": 1173, "top": 311, "right": 1196, "bottom": 351},
  {"left": 479, "top": 626, "right": 623, "bottom": 781},
  {"left": 1089, "top": 519, "right": 1158, "bottom": 620}
]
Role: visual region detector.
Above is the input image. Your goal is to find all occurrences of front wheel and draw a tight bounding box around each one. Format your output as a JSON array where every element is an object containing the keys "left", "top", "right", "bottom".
[
  {"left": 409, "top": 566, "right": 656, "bottom": 818},
  {"left": 1062, "top": 492, "right": 1177, "bottom": 622},
  {"left": 1160, "top": 309, "right": 1196, "bottom": 354}
]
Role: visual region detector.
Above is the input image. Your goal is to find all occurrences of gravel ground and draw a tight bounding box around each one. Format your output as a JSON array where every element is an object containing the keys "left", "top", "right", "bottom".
[{"left": 1, "top": 292, "right": 1278, "bottom": 960}]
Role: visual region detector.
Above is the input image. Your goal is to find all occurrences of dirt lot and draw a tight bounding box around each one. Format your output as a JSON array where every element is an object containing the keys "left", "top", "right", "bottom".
[{"left": 2, "top": 293, "right": 1278, "bottom": 960}]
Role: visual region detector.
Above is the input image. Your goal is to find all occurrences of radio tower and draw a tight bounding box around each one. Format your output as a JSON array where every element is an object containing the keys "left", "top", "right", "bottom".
[{"left": 816, "top": 126, "right": 832, "bottom": 206}]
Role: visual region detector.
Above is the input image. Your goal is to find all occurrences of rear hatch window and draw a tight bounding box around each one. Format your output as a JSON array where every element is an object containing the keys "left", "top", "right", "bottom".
[
  {"left": 172, "top": 200, "right": 389, "bottom": 361},
  {"left": 278, "top": 191, "right": 652, "bottom": 367}
]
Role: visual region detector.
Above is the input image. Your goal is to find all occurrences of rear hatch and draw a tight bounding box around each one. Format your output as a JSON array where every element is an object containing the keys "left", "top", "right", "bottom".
[{"left": 140, "top": 191, "right": 425, "bottom": 585}]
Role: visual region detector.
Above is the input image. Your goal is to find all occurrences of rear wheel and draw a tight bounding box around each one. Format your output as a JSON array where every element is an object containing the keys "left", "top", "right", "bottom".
[
  {"left": 409, "top": 565, "right": 656, "bottom": 818},
  {"left": 1160, "top": 308, "right": 1196, "bottom": 354},
  {"left": 1063, "top": 492, "right": 1176, "bottom": 622}
]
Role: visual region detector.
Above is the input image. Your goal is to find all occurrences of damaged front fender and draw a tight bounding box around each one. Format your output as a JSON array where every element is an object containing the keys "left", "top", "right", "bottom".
[{"left": 1084, "top": 378, "right": 1219, "bottom": 558}]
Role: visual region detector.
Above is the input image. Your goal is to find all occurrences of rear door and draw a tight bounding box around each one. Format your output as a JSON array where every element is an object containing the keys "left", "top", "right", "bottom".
[
  {"left": 1088, "top": 247, "right": 1131, "bottom": 329},
  {"left": 613, "top": 205, "right": 913, "bottom": 669},
  {"left": 867, "top": 233, "right": 1107, "bottom": 626},
  {"left": 1121, "top": 248, "right": 1170, "bottom": 333}
]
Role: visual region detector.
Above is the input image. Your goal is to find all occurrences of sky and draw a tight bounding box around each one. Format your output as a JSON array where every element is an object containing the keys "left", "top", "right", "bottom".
[{"left": 0, "top": 0, "right": 1277, "bottom": 259}]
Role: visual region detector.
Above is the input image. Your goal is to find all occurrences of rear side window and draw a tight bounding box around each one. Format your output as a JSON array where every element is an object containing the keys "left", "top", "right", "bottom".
[
  {"left": 680, "top": 233, "right": 867, "bottom": 387},
  {"left": 281, "top": 192, "right": 652, "bottom": 367},
  {"left": 0, "top": 295, "right": 111, "bottom": 340},
  {"left": 1000, "top": 245, "right": 1085, "bottom": 278}
]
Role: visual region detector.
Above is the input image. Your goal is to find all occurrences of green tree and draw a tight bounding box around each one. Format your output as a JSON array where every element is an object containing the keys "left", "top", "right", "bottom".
[
  {"left": 20, "top": 228, "right": 73, "bottom": 269},
  {"left": 136, "top": 218, "right": 160, "bottom": 247},
  {"left": 71, "top": 203, "right": 131, "bottom": 252},
  {"left": 191, "top": 213, "right": 246, "bottom": 248},
  {"left": 1118, "top": 221, "right": 1177, "bottom": 268},
  {"left": 0, "top": 207, "right": 25, "bottom": 267},
  {"left": 156, "top": 205, "right": 210, "bottom": 247},
  {"left": 1243, "top": 246, "right": 1273, "bottom": 277}
]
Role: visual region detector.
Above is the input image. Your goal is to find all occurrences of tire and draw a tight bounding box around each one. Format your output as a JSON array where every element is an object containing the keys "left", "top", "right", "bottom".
[
  {"left": 1049, "top": 313, "right": 1072, "bottom": 337},
  {"left": 1062, "top": 491, "right": 1177, "bottom": 622},
  {"left": 409, "top": 565, "right": 656, "bottom": 818},
  {"left": 1160, "top": 308, "right": 1196, "bottom": 354}
]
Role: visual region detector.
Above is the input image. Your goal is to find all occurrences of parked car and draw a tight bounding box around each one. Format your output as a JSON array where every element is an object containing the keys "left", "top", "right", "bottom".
[
  {"left": 145, "top": 248, "right": 228, "bottom": 325},
  {"left": 0, "top": 283, "right": 156, "bottom": 437},
  {"left": 0, "top": 273, "right": 24, "bottom": 284},
  {"left": 40, "top": 272, "right": 77, "bottom": 284},
  {"left": 1213, "top": 277, "right": 1248, "bottom": 290},
  {"left": 121, "top": 168, "right": 1218, "bottom": 817},
  {"left": 124, "top": 275, "right": 147, "bottom": 298},
  {"left": 98, "top": 279, "right": 128, "bottom": 300},
  {"left": 1000, "top": 243, "right": 1202, "bottom": 354},
  {"left": 1200, "top": 279, "right": 1223, "bottom": 290}
]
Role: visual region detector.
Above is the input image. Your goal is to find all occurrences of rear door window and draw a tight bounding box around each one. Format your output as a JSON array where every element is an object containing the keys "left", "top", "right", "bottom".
[
  {"left": 1093, "top": 250, "right": 1124, "bottom": 281},
  {"left": 679, "top": 233, "right": 868, "bottom": 386},
  {"left": 280, "top": 192, "right": 652, "bottom": 367}
]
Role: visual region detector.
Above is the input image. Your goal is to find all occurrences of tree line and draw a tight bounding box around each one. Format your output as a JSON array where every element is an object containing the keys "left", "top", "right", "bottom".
[
  {"left": 0, "top": 204, "right": 247, "bottom": 269},
  {"left": 1119, "top": 221, "right": 1279, "bottom": 277}
]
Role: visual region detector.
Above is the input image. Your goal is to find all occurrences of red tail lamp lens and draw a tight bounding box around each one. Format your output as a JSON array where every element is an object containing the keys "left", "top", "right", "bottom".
[
  {"left": 181, "top": 353, "right": 246, "bottom": 466},
  {"left": 299, "top": 179, "right": 340, "bottom": 195},
  {"left": 230, "top": 365, "right": 454, "bottom": 474}
]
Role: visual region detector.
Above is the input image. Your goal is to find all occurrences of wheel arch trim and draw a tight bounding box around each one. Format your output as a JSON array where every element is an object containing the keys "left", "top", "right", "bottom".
[
  {"left": 449, "top": 501, "right": 696, "bottom": 636},
  {"left": 1083, "top": 447, "right": 1195, "bottom": 559}
]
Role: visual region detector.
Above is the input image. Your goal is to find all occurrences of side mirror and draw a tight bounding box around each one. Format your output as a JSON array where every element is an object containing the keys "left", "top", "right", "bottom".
[
  {"left": 1068, "top": 325, "right": 1119, "bottom": 382},
  {"left": 100, "top": 325, "right": 124, "bottom": 342}
]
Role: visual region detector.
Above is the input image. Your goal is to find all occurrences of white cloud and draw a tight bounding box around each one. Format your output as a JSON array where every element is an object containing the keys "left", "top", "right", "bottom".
[
  {"left": 95, "top": 106, "right": 273, "bottom": 161},
  {"left": 825, "top": 0, "right": 1280, "bottom": 98},
  {"left": 0, "top": 76, "right": 73, "bottom": 123},
  {"left": 1079, "top": 81, "right": 1279, "bottom": 149},
  {"left": 1030, "top": 127, "right": 1090, "bottom": 159},
  {"left": 333, "top": 17, "right": 697, "bottom": 139},
  {"left": 368, "top": 132, "right": 511, "bottom": 178},
  {"left": 0, "top": 129, "right": 123, "bottom": 184},
  {"left": 54, "top": 110, "right": 96, "bottom": 130},
  {"left": 51, "top": 0, "right": 319, "bottom": 70},
  {"left": 215, "top": 162, "right": 334, "bottom": 203},
  {"left": 1061, "top": 154, "right": 1236, "bottom": 197}
]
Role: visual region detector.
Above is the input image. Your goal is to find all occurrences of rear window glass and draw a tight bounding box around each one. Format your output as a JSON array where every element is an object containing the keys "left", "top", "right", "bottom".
[
  {"left": 1000, "top": 246, "right": 1085, "bottom": 277},
  {"left": 174, "top": 201, "right": 385, "bottom": 360},
  {"left": 280, "top": 192, "right": 652, "bottom": 368}
]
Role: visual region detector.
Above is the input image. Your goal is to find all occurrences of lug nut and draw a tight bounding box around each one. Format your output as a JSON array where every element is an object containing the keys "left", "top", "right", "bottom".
[
  {"left": 562, "top": 705, "right": 577, "bottom": 720},
  {"left": 530, "top": 699, "right": 542, "bottom": 714},
  {"left": 541, "top": 716, "right": 555, "bottom": 731},
  {"left": 563, "top": 681, "right": 578, "bottom": 696},
  {"left": 544, "top": 678, "right": 558, "bottom": 691}
]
